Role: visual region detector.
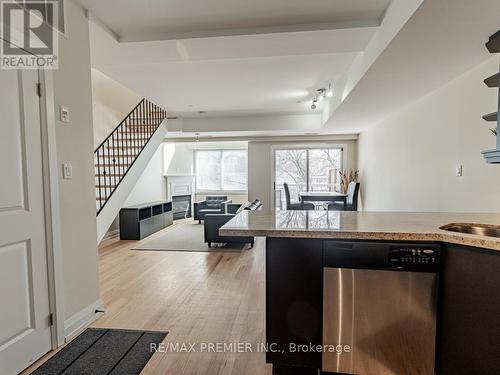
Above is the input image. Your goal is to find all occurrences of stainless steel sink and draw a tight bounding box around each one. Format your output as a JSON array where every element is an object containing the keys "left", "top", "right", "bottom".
[{"left": 440, "top": 223, "right": 500, "bottom": 238}]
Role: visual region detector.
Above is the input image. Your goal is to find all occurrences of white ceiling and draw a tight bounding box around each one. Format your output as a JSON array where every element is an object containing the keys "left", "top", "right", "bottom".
[
  {"left": 94, "top": 51, "right": 357, "bottom": 115},
  {"left": 323, "top": 0, "right": 500, "bottom": 133},
  {"left": 82, "top": 0, "right": 500, "bottom": 137},
  {"left": 78, "top": 0, "right": 390, "bottom": 41},
  {"left": 89, "top": 17, "right": 379, "bottom": 116}
]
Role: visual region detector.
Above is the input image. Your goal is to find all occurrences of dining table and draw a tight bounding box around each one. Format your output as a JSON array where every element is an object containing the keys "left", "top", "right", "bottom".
[{"left": 298, "top": 191, "right": 348, "bottom": 210}]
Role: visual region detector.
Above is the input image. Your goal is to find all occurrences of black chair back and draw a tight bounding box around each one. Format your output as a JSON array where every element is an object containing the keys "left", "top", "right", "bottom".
[
  {"left": 283, "top": 183, "right": 292, "bottom": 209},
  {"left": 346, "top": 182, "right": 360, "bottom": 211}
]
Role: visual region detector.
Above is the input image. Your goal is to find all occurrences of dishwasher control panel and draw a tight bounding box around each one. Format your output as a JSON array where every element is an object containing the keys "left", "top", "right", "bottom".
[{"left": 389, "top": 248, "right": 440, "bottom": 266}]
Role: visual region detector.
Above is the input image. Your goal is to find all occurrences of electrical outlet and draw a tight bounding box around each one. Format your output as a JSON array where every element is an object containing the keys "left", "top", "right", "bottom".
[
  {"left": 62, "top": 163, "right": 73, "bottom": 180},
  {"left": 59, "top": 105, "right": 70, "bottom": 123}
]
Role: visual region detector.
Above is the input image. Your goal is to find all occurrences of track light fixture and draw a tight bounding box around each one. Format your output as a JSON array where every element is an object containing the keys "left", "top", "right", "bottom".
[
  {"left": 311, "top": 98, "right": 317, "bottom": 110},
  {"left": 310, "top": 83, "right": 333, "bottom": 110}
]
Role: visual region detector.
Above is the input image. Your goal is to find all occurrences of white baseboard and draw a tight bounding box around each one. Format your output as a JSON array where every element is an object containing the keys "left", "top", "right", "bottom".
[{"left": 64, "top": 299, "right": 104, "bottom": 341}]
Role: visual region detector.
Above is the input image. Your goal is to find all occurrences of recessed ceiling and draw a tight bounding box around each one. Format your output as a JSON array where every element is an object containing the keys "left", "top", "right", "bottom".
[
  {"left": 95, "top": 52, "right": 357, "bottom": 115},
  {"left": 77, "top": 0, "right": 390, "bottom": 40},
  {"left": 89, "top": 20, "right": 377, "bottom": 116}
]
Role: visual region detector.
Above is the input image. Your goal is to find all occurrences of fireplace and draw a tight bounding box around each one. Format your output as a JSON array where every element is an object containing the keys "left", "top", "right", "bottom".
[
  {"left": 172, "top": 195, "right": 192, "bottom": 220},
  {"left": 166, "top": 176, "right": 194, "bottom": 220}
]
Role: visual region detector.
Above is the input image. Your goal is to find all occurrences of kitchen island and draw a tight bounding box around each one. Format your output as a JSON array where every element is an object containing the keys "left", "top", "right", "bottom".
[{"left": 220, "top": 210, "right": 500, "bottom": 375}]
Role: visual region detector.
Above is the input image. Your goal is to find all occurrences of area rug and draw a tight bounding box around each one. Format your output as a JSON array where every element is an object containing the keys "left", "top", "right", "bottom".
[
  {"left": 32, "top": 328, "right": 167, "bottom": 375},
  {"left": 133, "top": 221, "right": 247, "bottom": 252}
]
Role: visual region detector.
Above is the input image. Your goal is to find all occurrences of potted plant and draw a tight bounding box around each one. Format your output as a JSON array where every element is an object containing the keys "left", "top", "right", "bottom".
[{"left": 339, "top": 170, "right": 359, "bottom": 194}]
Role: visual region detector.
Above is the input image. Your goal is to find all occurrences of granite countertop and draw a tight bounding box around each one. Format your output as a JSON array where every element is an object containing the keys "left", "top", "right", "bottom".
[{"left": 219, "top": 210, "right": 500, "bottom": 251}]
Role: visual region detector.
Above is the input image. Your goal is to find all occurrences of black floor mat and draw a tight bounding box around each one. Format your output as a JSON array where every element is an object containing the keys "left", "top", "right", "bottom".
[{"left": 32, "top": 328, "right": 167, "bottom": 375}]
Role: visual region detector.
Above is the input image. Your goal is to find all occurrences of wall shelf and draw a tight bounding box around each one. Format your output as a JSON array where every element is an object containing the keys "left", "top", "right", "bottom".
[
  {"left": 486, "top": 30, "right": 500, "bottom": 53},
  {"left": 484, "top": 72, "right": 500, "bottom": 88},
  {"left": 482, "top": 111, "right": 498, "bottom": 122},
  {"left": 482, "top": 30, "right": 500, "bottom": 164}
]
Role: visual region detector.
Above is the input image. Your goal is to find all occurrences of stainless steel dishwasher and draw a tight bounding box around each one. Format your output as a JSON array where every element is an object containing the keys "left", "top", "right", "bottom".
[{"left": 322, "top": 241, "right": 440, "bottom": 375}]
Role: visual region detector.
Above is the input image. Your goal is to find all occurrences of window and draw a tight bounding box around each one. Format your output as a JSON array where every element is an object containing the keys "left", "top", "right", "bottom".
[
  {"left": 274, "top": 147, "right": 343, "bottom": 209},
  {"left": 195, "top": 150, "right": 248, "bottom": 192}
]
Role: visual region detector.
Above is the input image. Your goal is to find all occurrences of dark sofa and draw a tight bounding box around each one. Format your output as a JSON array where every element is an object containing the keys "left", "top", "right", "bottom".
[
  {"left": 204, "top": 200, "right": 262, "bottom": 248},
  {"left": 193, "top": 196, "right": 232, "bottom": 223}
]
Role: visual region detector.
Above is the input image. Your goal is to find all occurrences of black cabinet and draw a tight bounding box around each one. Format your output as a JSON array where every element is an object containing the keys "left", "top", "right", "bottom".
[
  {"left": 266, "top": 237, "right": 323, "bottom": 372},
  {"left": 120, "top": 201, "right": 173, "bottom": 240},
  {"left": 437, "top": 244, "right": 500, "bottom": 374}
]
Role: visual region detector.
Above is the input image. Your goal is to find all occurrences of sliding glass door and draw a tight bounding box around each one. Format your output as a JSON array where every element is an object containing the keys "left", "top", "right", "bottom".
[{"left": 274, "top": 147, "right": 342, "bottom": 209}]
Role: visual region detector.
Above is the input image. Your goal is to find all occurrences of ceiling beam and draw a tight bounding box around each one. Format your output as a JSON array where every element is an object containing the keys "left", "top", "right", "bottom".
[
  {"left": 118, "top": 19, "right": 380, "bottom": 43},
  {"left": 163, "top": 133, "right": 359, "bottom": 143}
]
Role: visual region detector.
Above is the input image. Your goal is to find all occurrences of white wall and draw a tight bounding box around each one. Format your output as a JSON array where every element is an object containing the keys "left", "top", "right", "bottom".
[
  {"left": 248, "top": 137, "right": 358, "bottom": 212},
  {"left": 164, "top": 143, "right": 194, "bottom": 176},
  {"left": 91, "top": 69, "right": 141, "bottom": 148},
  {"left": 358, "top": 57, "right": 500, "bottom": 212},
  {"left": 52, "top": 0, "right": 101, "bottom": 322},
  {"left": 125, "top": 144, "right": 166, "bottom": 206}
]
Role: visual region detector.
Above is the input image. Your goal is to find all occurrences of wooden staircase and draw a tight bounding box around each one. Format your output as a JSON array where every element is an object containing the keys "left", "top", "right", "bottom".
[{"left": 95, "top": 98, "right": 167, "bottom": 214}]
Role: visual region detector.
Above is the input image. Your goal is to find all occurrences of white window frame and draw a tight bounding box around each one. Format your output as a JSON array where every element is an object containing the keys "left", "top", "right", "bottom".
[
  {"left": 271, "top": 144, "right": 345, "bottom": 209},
  {"left": 194, "top": 149, "right": 248, "bottom": 194}
]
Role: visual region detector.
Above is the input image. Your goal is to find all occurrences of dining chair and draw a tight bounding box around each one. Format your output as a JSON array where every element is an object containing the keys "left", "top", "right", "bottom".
[
  {"left": 327, "top": 182, "right": 360, "bottom": 211},
  {"left": 283, "top": 183, "right": 315, "bottom": 210}
]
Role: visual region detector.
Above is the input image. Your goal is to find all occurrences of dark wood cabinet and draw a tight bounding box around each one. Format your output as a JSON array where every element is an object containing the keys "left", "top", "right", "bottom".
[
  {"left": 120, "top": 201, "right": 173, "bottom": 240},
  {"left": 265, "top": 237, "right": 500, "bottom": 374},
  {"left": 266, "top": 237, "right": 323, "bottom": 372},
  {"left": 437, "top": 244, "right": 500, "bottom": 374}
]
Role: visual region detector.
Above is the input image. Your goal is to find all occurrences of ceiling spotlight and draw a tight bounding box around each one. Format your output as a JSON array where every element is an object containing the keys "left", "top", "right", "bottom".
[{"left": 311, "top": 98, "right": 318, "bottom": 110}]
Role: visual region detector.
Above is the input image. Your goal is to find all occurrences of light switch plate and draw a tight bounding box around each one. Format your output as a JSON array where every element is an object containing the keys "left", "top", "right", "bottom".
[
  {"left": 62, "top": 163, "right": 73, "bottom": 180},
  {"left": 456, "top": 164, "right": 463, "bottom": 177},
  {"left": 59, "top": 105, "right": 70, "bottom": 123}
]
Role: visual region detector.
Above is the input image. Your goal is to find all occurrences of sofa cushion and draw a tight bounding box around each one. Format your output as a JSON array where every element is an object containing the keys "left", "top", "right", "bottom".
[
  {"left": 205, "top": 196, "right": 228, "bottom": 209},
  {"left": 198, "top": 208, "right": 221, "bottom": 215}
]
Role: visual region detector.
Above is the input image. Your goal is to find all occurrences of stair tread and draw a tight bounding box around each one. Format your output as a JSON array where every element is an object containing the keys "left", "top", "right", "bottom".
[
  {"left": 100, "top": 154, "right": 138, "bottom": 157},
  {"left": 106, "top": 145, "right": 143, "bottom": 149},
  {"left": 484, "top": 72, "right": 500, "bottom": 88},
  {"left": 94, "top": 164, "right": 130, "bottom": 169},
  {"left": 486, "top": 30, "right": 500, "bottom": 53},
  {"left": 483, "top": 111, "right": 498, "bottom": 122},
  {"left": 119, "top": 131, "right": 152, "bottom": 134}
]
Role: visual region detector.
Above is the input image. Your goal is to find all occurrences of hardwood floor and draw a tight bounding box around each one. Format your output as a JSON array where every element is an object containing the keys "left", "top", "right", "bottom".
[{"left": 26, "top": 220, "right": 271, "bottom": 375}]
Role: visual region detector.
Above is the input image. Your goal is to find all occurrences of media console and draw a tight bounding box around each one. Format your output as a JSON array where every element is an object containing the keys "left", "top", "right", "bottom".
[{"left": 119, "top": 201, "right": 173, "bottom": 240}]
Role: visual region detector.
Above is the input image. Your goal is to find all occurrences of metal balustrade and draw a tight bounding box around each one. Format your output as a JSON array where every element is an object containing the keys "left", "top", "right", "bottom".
[{"left": 94, "top": 98, "right": 167, "bottom": 215}]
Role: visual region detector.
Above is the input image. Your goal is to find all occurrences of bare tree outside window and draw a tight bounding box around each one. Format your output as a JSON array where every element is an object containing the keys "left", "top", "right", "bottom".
[{"left": 274, "top": 148, "right": 342, "bottom": 209}]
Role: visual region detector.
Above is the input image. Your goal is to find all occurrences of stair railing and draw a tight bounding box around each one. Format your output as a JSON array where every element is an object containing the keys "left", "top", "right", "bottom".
[{"left": 94, "top": 98, "right": 167, "bottom": 215}]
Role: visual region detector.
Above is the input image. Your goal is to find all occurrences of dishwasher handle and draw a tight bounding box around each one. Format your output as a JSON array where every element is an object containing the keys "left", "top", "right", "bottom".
[{"left": 324, "top": 265, "right": 404, "bottom": 271}]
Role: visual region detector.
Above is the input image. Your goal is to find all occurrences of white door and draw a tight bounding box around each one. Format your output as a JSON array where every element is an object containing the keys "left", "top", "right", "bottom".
[{"left": 0, "top": 70, "right": 52, "bottom": 374}]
